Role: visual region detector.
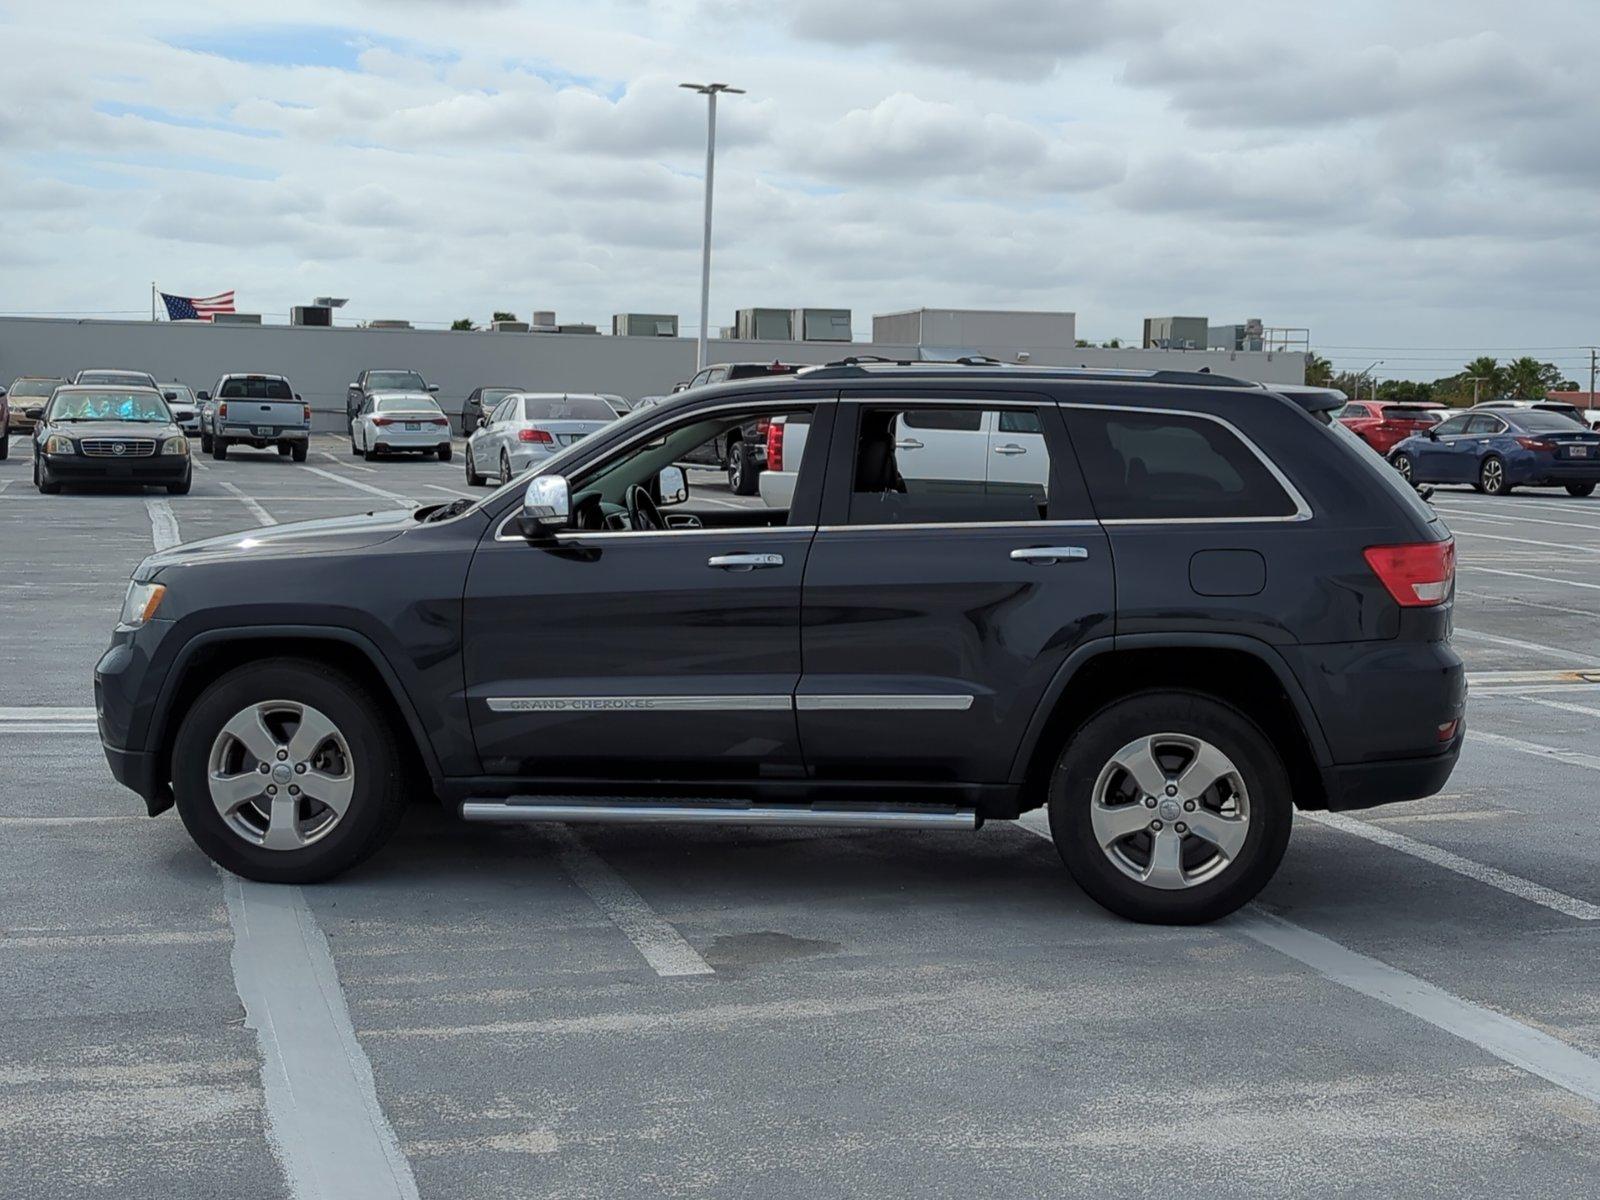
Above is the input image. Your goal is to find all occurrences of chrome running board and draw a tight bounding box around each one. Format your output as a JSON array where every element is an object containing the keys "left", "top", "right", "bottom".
[{"left": 460, "top": 798, "right": 979, "bottom": 831}]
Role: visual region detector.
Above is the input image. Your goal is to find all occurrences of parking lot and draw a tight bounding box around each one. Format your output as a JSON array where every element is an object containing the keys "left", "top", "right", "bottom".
[{"left": 4, "top": 434, "right": 1600, "bottom": 1198}]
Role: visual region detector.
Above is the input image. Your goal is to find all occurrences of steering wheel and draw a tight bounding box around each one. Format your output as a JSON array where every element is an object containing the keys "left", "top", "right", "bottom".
[{"left": 625, "top": 484, "right": 665, "bottom": 532}]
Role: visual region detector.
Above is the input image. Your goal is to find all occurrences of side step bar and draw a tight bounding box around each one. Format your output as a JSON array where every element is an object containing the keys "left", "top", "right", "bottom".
[{"left": 460, "top": 798, "right": 979, "bottom": 831}]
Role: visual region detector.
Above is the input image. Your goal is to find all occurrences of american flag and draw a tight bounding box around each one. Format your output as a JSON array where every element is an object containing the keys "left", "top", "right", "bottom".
[{"left": 160, "top": 290, "right": 236, "bottom": 321}]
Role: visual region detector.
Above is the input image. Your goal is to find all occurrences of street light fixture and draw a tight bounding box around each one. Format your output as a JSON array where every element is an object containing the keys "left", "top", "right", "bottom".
[{"left": 680, "top": 82, "right": 744, "bottom": 372}]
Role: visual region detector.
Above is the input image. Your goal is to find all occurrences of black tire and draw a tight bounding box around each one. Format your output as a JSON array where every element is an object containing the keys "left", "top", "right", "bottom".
[
  {"left": 212, "top": 438, "right": 228, "bottom": 461},
  {"left": 1046, "top": 690, "right": 1293, "bottom": 924},
  {"left": 0, "top": 432, "right": 8, "bottom": 460},
  {"left": 35, "top": 455, "right": 62, "bottom": 495},
  {"left": 290, "top": 443, "right": 308, "bottom": 463},
  {"left": 464, "top": 446, "right": 485, "bottom": 487},
  {"left": 171, "top": 658, "right": 409, "bottom": 883},
  {"left": 726, "top": 437, "right": 759, "bottom": 495},
  {"left": 1389, "top": 453, "right": 1414, "bottom": 484},
  {"left": 361, "top": 444, "right": 374, "bottom": 461},
  {"left": 1566, "top": 483, "right": 1596, "bottom": 498},
  {"left": 438, "top": 444, "right": 452, "bottom": 463},
  {"left": 349, "top": 434, "right": 361, "bottom": 457},
  {"left": 167, "top": 473, "right": 191, "bottom": 496},
  {"left": 500, "top": 452, "right": 512, "bottom": 486},
  {"left": 1480, "top": 454, "right": 1511, "bottom": 495},
  {"left": 201, "top": 431, "right": 213, "bottom": 453},
  {"left": 277, "top": 443, "right": 292, "bottom": 457}
]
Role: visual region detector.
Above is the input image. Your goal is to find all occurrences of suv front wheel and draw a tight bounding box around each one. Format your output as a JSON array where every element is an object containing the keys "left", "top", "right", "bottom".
[
  {"left": 1047, "top": 691, "right": 1292, "bottom": 924},
  {"left": 171, "top": 659, "right": 409, "bottom": 883}
]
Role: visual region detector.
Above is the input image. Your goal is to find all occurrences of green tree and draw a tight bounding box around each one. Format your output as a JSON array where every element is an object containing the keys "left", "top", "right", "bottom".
[
  {"left": 450, "top": 317, "right": 476, "bottom": 331},
  {"left": 492, "top": 310, "right": 517, "bottom": 323},
  {"left": 1504, "top": 356, "right": 1551, "bottom": 398},
  {"left": 1304, "top": 354, "right": 1334, "bottom": 387},
  {"left": 1376, "top": 379, "right": 1435, "bottom": 404},
  {"left": 1462, "top": 356, "right": 1504, "bottom": 400}
]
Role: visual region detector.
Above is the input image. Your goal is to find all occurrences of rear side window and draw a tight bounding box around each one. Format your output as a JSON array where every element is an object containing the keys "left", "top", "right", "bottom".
[
  {"left": 1342, "top": 404, "right": 1370, "bottom": 418},
  {"left": 1064, "top": 408, "right": 1298, "bottom": 521},
  {"left": 221, "top": 378, "right": 292, "bottom": 400}
]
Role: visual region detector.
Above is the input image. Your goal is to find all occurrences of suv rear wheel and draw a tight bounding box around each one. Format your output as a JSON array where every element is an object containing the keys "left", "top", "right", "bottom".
[
  {"left": 171, "top": 659, "right": 409, "bottom": 883},
  {"left": 727, "top": 436, "right": 759, "bottom": 495},
  {"left": 1047, "top": 691, "right": 1292, "bottom": 923}
]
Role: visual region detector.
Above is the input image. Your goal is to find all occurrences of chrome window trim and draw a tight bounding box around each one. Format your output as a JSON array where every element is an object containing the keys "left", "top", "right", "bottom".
[{"left": 1057, "top": 400, "right": 1313, "bottom": 524}]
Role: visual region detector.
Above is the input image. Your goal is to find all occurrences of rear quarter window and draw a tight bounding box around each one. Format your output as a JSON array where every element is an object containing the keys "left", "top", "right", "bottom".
[{"left": 1064, "top": 408, "right": 1300, "bottom": 520}]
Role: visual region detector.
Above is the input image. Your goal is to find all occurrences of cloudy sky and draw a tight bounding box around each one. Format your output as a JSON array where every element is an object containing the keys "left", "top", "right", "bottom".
[{"left": 2, "top": 0, "right": 1596, "bottom": 380}]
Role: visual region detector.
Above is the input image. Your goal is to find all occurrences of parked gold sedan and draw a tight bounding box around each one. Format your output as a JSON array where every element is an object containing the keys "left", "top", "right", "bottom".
[{"left": 5, "top": 377, "right": 66, "bottom": 432}]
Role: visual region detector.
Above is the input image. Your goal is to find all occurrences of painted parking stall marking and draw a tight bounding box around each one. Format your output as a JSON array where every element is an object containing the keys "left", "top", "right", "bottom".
[{"left": 0, "top": 706, "right": 99, "bottom": 734}]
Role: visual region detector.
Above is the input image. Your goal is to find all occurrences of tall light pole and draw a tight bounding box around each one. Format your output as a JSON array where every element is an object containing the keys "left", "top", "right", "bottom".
[
  {"left": 680, "top": 82, "right": 744, "bottom": 372},
  {"left": 1354, "top": 359, "right": 1383, "bottom": 402}
]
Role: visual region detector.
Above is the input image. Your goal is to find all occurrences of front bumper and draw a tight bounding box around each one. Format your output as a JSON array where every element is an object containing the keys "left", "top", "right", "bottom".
[
  {"left": 95, "top": 625, "right": 175, "bottom": 815},
  {"left": 42, "top": 453, "right": 190, "bottom": 482}
]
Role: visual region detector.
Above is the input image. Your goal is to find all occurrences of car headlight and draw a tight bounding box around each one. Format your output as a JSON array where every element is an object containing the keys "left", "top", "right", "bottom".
[
  {"left": 117, "top": 581, "right": 167, "bottom": 630},
  {"left": 160, "top": 435, "right": 189, "bottom": 457},
  {"left": 44, "top": 434, "right": 75, "bottom": 455}
]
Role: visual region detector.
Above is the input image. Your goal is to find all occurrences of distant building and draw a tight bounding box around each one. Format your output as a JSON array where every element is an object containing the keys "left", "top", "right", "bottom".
[
  {"left": 1208, "top": 319, "right": 1266, "bottom": 352},
  {"left": 873, "top": 309, "right": 1076, "bottom": 356},
  {"left": 1142, "top": 316, "right": 1208, "bottom": 350}
]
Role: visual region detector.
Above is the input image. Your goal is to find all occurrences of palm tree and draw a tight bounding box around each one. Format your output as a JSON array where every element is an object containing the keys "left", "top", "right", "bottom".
[
  {"left": 1462, "top": 356, "right": 1504, "bottom": 401},
  {"left": 1304, "top": 354, "right": 1334, "bottom": 387},
  {"left": 450, "top": 317, "right": 476, "bottom": 331},
  {"left": 1504, "top": 356, "right": 1547, "bottom": 399}
]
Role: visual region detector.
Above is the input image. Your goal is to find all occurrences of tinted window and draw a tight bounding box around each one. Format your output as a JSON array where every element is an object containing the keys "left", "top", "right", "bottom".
[
  {"left": 1065, "top": 408, "right": 1297, "bottom": 521},
  {"left": 523, "top": 396, "right": 615, "bottom": 421},
  {"left": 997, "top": 410, "right": 1042, "bottom": 434},
  {"left": 220, "top": 377, "right": 292, "bottom": 400},
  {"left": 1514, "top": 410, "right": 1588, "bottom": 432},
  {"left": 1342, "top": 404, "right": 1370, "bottom": 418},
  {"left": 479, "top": 388, "right": 518, "bottom": 407},
  {"left": 368, "top": 371, "right": 426, "bottom": 391},
  {"left": 1434, "top": 415, "right": 1470, "bottom": 436},
  {"left": 1464, "top": 415, "right": 1503, "bottom": 434},
  {"left": 848, "top": 406, "right": 1051, "bottom": 525}
]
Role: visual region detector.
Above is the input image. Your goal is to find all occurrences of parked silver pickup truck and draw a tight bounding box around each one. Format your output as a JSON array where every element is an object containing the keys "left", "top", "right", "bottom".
[{"left": 199, "top": 373, "right": 310, "bottom": 461}]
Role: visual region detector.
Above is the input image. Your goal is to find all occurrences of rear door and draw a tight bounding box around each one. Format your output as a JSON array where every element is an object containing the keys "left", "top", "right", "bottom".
[{"left": 796, "top": 394, "right": 1113, "bottom": 783}]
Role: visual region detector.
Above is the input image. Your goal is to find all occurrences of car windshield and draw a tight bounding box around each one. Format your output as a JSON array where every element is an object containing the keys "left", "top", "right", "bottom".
[
  {"left": 166, "top": 386, "right": 194, "bottom": 404},
  {"left": 9, "top": 378, "right": 62, "bottom": 398},
  {"left": 50, "top": 390, "right": 171, "bottom": 422},
  {"left": 369, "top": 371, "right": 427, "bottom": 391},
  {"left": 376, "top": 396, "right": 442, "bottom": 413},
  {"left": 1514, "top": 410, "right": 1588, "bottom": 432},
  {"left": 479, "top": 389, "right": 519, "bottom": 406},
  {"left": 220, "top": 378, "right": 292, "bottom": 400},
  {"left": 523, "top": 396, "right": 615, "bottom": 421}
]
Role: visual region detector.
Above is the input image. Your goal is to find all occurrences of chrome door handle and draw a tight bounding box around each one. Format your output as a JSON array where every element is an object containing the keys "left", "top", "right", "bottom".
[
  {"left": 1010, "top": 546, "right": 1089, "bottom": 563},
  {"left": 894, "top": 438, "right": 924, "bottom": 451},
  {"left": 993, "top": 443, "right": 1027, "bottom": 456},
  {"left": 708, "top": 553, "right": 784, "bottom": 571}
]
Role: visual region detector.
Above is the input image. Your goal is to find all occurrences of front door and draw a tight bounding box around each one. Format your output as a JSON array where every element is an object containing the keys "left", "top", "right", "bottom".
[
  {"left": 462, "top": 398, "right": 832, "bottom": 780},
  {"left": 1415, "top": 413, "right": 1470, "bottom": 481},
  {"left": 797, "top": 397, "right": 1113, "bottom": 783}
]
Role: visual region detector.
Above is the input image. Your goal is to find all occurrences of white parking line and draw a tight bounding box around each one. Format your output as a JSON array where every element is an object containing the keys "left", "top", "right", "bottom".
[
  {"left": 1457, "top": 589, "right": 1600, "bottom": 621},
  {"left": 222, "top": 873, "right": 420, "bottom": 1200},
  {"left": 220, "top": 481, "right": 278, "bottom": 526},
  {"left": 547, "top": 826, "right": 715, "bottom": 978},
  {"left": 1451, "top": 528, "right": 1600, "bottom": 555},
  {"left": 298, "top": 465, "right": 416, "bottom": 508},
  {"left": 1434, "top": 506, "right": 1600, "bottom": 534},
  {"left": 1472, "top": 728, "right": 1600, "bottom": 772},
  {"left": 1300, "top": 811, "right": 1600, "bottom": 921},
  {"left": 1016, "top": 813, "right": 1600, "bottom": 1107},
  {"left": 1454, "top": 628, "right": 1600, "bottom": 666},
  {"left": 0, "top": 705, "right": 99, "bottom": 734},
  {"left": 1521, "top": 695, "right": 1600, "bottom": 721},
  {"left": 145, "top": 497, "right": 180, "bottom": 550},
  {"left": 1466, "top": 566, "right": 1600, "bottom": 593},
  {"left": 1233, "top": 910, "right": 1600, "bottom": 1107}
]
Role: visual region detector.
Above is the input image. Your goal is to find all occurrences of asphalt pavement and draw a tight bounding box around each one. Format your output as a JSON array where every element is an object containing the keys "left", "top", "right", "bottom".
[{"left": 4, "top": 437, "right": 1600, "bottom": 1199}]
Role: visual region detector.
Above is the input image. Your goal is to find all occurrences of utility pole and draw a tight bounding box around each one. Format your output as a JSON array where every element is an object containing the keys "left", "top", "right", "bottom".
[{"left": 680, "top": 82, "right": 744, "bottom": 372}]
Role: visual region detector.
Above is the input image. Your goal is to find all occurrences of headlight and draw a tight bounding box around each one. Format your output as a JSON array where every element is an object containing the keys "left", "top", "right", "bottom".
[
  {"left": 160, "top": 435, "right": 189, "bottom": 457},
  {"left": 117, "top": 581, "right": 167, "bottom": 630},
  {"left": 44, "top": 434, "right": 75, "bottom": 455}
]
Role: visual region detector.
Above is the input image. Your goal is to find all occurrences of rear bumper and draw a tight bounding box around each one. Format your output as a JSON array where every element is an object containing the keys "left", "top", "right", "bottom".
[
  {"left": 1323, "top": 730, "right": 1464, "bottom": 811},
  {"left": 220, "top": 425, "right": 309, "bottom": 442}
]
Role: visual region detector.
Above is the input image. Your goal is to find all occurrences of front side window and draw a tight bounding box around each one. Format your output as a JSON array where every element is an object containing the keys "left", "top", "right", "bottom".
[
  {"left": 847, "top": 405, "right": 1052, "bottom": 525},
  {"left": 1064, "top": 408, "right": 1298, "bottom": 521},
  {"left": 1434, "top": 415, "right": 1470, "bottom": 436},
  {"left": 1464, "top": 415, "right": 1503, "bottom": 435}
]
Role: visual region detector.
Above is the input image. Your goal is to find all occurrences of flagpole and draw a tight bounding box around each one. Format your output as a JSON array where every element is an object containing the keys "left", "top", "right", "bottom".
[{"left": 152, "top": 283, "right": 158, "bottom": 322}]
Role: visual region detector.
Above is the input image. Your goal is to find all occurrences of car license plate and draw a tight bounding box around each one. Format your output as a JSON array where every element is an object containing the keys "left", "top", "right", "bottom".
[
  {"left": 255, "top": 425, "right": 273, "bottom": 436},
  {"left": 1569, "top": 446, "right": 1590, "bottom": 457},
  {"left": 405, "top": 421, "right": 420, "bottom": 431}
]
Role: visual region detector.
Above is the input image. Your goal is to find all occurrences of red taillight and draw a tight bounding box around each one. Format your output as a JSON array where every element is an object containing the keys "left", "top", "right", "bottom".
[
  {"left": 1515, "top": 436, "right": 1554, "bottom": 451},
  {"left": 303, "top": 404, "right": 312, "bottom": 421},
  {"left": 518, "top": 427, "right": 553, "bottom": 443},
  {"left": 428, "top": 417, "right": 449, "bottom": 426},
  {"left": 1364, "top": 540, "right": 1455, "bottom": 607},
  {"left": 766, "top": 418, "right": 785, "bottom": 472},
  {"left": 372, "top": 417, "right": 395, "bottom": 426},
  {"left": 218, "top": 402, "right": 228, "bottom": 418}
]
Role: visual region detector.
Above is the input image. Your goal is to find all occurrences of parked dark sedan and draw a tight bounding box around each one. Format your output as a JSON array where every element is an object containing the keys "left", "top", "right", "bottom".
[
  {"left": 28, "top": 385, "right": 191, "bottom": 494},
  {"left": 1390, "top": 407, "right": 1600, "bottom": 496},
  {"left": 460, "top": 386, "right": 525, "bottom": 437}
]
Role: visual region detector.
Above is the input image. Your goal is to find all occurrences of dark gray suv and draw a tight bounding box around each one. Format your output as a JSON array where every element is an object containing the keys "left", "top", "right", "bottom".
[{"left": 95, "top": 364, "right": 1463, "bottom": 923}]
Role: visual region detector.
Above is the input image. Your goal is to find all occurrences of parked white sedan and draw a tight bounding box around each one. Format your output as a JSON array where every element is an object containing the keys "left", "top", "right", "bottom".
[
  {"left": 464, "top": 392, "right": 619, "bottom": 486},
  {"left": 350, "top": 392, "right": 453, "bottom": 461}
]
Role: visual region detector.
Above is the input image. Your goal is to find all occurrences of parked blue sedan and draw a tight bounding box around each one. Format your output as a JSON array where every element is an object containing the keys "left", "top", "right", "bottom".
[{"left": 1389, "top": 407, "right": 1600, "bottom": 497}]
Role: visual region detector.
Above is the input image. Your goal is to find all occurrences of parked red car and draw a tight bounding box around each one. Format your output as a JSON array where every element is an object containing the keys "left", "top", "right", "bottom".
[{"left": 1339, "top": 401, "right": 1448, "bottom": 455}]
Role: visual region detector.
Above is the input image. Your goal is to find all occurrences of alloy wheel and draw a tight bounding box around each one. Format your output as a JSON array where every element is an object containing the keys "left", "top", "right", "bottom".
[
  {"left": 1089, "top": 733, "right": 1251, "bottom": 890},
  {"left": 1392, "top": 455, "right": 1412, "bottom": 482},
  {"left": 206, "top": 700, "right": 355, "bottom": 850},
  {"left": 1482, "top": 458, "right": 1504, "bottom": 493}
]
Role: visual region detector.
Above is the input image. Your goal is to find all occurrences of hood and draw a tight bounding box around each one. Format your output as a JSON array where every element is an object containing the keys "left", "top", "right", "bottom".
[
  {"left": 136, "top": 508, "right": 417, "bottom": 579},
  {"left": 50, "top": 420, "right": 180, "bottom": 439}
]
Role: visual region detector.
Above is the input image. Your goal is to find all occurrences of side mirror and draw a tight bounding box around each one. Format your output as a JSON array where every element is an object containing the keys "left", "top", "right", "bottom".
[
  {"left": 24, "top": 407, "right": 45, "bottom": 421},
  {"left": 294, "top": 393, "right": 303, "bottom": 401},
  {"left": 197, "top": 391, "right": 210, "bottom": 402},
  {"left": 476, "top": 415, "right": 488, "bottom": 429},
  {"left": 427, "top": 384, "right": 440, "bottom": 393},
  {"left": 671, "top": 382, "right": 688, "bottom": 393},
  {"left": 1417, "top": 484, "right": 1435, "bottom": 501},
  {"left": 518, "top": 474, "right": 569, "bottom": 537},
  {"left": 657, "top": 465, "right": 688, "bottom": 506},
  {"left": 163, "top": 391, "right": 177, "bottom": 401}
]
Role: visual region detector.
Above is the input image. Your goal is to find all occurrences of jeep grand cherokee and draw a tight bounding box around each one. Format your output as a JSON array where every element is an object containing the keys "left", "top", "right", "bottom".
[{"left": 95, "top": 364, "right": 1463, "bottom": 923}]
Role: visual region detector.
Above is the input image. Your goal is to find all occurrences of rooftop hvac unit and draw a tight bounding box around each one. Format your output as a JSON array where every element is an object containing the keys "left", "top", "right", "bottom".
[
  {"left": 735, "top": 308, "right": 793, "bottom": 340},
  {"left": 368, "top": 319, "right": 413, "bottom": 330},
  {"left": 211, "top": 312, "right": 262, "bottom": 325},
  {"left": 291, "top": 305, "right": 332, "bottom": 327},
  {"left": 557, "top": 323, "right": 598, "bottom": 335},
  {"left": 492, "top": 320, "right": 529, "bottom": 332},
  {"left": 793, "top": 308, "right": 852, "bottom": 342},
  {"left": 531, "top": 310, "right": 558, "bottom": 332},
  {"left": 613, "top": 313, "right": 680, "bottom": 337}
]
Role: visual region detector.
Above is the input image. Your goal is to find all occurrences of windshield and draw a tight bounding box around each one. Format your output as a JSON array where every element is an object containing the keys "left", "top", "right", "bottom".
[
  {"left": 49, "top": 390, "right": 172, "bottom": 422},
  {"left": 479, "top": 388, "right": 519, "bottom": 406},
  {"left": 165, "top": 386, "right": 194, "bottom": 404},
  {"left": 9, "top": 378, "right": 62, "bottom": 398},
  {"left": 1515, "top": 410, "right": 1588, "bottom": 432},
  {"left": 369, "top": 371, "right": 427, "bottom": 391},
  {"left": 220, "top": 377, "right": 292, "bottom": 400},
  {"left": 523, "top": 396, "right": 615, "bottom": 421},
  {"left": 375, "top": 396, "right": 442, "bottom": 413}
]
